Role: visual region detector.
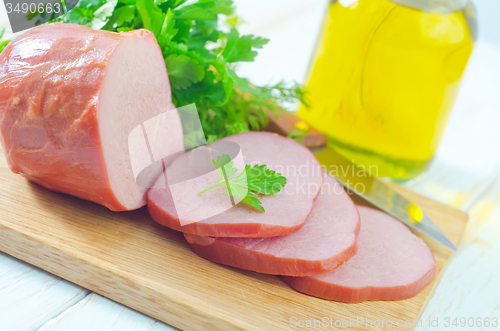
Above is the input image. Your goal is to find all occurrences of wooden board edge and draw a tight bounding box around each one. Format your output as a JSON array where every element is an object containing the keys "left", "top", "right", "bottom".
[
  {"left": 410, "top": 263, "right": 448, "bottom": 331},
  {"left": 385, "top": 181, "right": 469, "bottom": 242},
  {"left": 386, "top": 181, "right": 469, "bottom": 330},
  {"left": 385, "top": 181, "right": 468, "bottom": 220}
]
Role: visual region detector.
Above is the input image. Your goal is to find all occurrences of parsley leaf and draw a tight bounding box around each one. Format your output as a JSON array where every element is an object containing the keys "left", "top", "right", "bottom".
[
  {"left": 136, "top": 0, "right": 165, "bottom": 36},
  {"left": 0, "top": 28, "right": 8, "bottom": 54},
  {"left": 58, "top": 0, "right": 118, "bottom": 29},
  {"left": 90, "top": 1, "right": 118, "bottom": 29},
  {"left": 222, "top": 28, "right": 269, "bottom": 63},
  {"left": 104, "top": 5, "right": 136, "bottom": 29},
  {"left": 165, "top": 54, "right": 205, "bottom": 90},
  {"left": 198, "top": 154, "right": 287, "bottom": 212}
]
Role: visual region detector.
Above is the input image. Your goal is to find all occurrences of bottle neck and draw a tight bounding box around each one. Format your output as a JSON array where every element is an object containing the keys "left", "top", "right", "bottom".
[
  {"left": 386, "top": 0, "right": 469, "bottom": 13},
  {"left": 390, "top": 0, "right": 477, "bottom": 41},
  {"left": 331, "top": 0, "right": 470, "bottom": 13}
]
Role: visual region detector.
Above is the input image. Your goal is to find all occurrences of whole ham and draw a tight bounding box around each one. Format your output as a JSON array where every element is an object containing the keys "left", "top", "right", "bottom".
[
  {"left": 0, "top": 23, "right": 183, "bottom": 211},
  {"left": 148, "top": 132, "right": 323, "bottom": 237},
  {"left": 283, "top": 206, "right": 437, "bottom": 302},
  {"left": 185, "top": 174, "right": 360, "bottom": 276}
]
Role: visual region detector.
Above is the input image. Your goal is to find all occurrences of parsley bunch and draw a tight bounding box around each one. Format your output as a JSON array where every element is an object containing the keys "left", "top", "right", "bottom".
[
  {"left": 198, "top": 154, "right": 287, "bottom": 212},
  {"left": 0, "top": 0, "right": 307, "bottom": 142}
]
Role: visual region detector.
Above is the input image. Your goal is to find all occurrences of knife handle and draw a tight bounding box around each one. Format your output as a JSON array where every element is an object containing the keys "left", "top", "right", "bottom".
[{"left": 263, "top": 110, "right": 327, "bottom": 148}]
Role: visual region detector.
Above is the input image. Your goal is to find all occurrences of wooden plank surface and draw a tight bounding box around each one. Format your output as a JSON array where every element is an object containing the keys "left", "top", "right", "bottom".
[
  {"left": 0, "top": 147, "right": 467, "bottom": 331},
  {"left": 0, "top": 252, "right": 90, "bottom": 331},
  {"left": 38, "top": 293, "right": 177, "bottom": 331},
  {"left": 411, "top": 178, "right": 500, "bottom": 331}
]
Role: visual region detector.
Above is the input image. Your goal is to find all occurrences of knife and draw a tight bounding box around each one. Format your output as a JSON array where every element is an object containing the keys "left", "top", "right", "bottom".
[{"left": 264, "top": 110, "right": 457, "bottom": 251}]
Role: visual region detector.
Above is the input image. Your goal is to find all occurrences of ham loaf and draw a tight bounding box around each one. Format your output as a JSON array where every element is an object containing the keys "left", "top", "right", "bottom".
[{"left": 0, "top": 23, "right": 183, "bottom": 211}]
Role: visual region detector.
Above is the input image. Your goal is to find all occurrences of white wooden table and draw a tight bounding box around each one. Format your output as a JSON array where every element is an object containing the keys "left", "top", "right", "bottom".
[{"left": 1, "top": 0, "right": 500, "bottom": 330}]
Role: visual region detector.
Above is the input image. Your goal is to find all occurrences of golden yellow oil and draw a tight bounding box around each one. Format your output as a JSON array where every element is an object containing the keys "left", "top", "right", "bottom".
[{"left": 299, "top": 0, "right": 475, "bottom": 179}]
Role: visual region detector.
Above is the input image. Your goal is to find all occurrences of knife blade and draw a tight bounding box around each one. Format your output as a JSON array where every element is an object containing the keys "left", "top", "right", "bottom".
[{"left": 313, "top": 146, "right": 457, "bottom": 251}]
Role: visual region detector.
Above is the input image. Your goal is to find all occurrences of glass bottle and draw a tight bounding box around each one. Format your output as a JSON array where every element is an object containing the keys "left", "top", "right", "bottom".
[{"left": 298, "top": 0, "right": 477, "bottom": 180}]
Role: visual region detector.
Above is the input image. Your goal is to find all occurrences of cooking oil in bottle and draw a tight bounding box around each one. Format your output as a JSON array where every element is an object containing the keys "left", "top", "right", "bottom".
[{"left": 298, "top": 0, "right": 476, "bottom": 179}]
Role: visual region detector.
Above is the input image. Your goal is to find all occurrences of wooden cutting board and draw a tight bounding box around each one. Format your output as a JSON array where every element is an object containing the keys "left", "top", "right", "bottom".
[{"left": 0, "top": 148, "right": 467, "bottom": 331}]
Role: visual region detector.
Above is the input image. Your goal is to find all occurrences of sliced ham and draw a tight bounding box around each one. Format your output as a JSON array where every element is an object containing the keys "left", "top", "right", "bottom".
[
  {"left": 148, "top": 132, "right": 323, "bottom": 237},
  {"left": 185, "top": 174, "right": 360, "bottom": 276},
  {"left": 0, "top": 23, "right": 183, "bottom": 211},
  {"left": 282, "top": 206, "right": 437, "bottom": 303}
]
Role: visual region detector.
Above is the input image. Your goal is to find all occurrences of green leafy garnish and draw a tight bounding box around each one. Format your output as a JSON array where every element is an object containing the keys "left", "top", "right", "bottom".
[
  {"left": 198, "top": 154, "right": 287, "bottom": 212},
  {"left": 0, "top": 0, "right": 308, "bottom": 143},
  {"left": 0, "top": 28, "right": 9, "bottom": 53}
]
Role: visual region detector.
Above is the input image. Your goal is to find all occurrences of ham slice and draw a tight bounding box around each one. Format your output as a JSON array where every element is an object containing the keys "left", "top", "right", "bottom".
[
  {"left": 185, "top": 174, "right": 360, "bottom": 276},
  {"left": 148, "top": 132, "right": 323, "bottom": 237},
  {"left": 0, "top": 23, "right": 183, "bottom": 211},
  {"left": 282, "top": 206, "right": 437, "bottom": 303}
]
